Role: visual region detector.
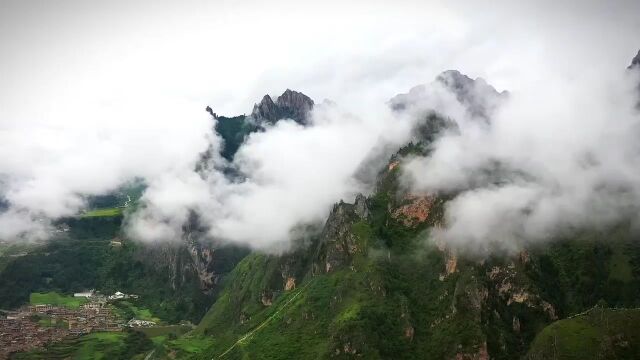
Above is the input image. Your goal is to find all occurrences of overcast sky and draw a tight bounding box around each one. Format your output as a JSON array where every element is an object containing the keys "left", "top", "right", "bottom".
[{"left": 1, "top": 0, "right": 639, "bottom": 249}]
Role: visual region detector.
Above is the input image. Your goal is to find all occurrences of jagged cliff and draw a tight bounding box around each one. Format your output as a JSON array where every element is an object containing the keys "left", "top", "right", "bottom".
[
  {"left": 251, "top": 89, "right": 315, "bottom": 125},
  {"left": 628, "top": 49, "right": 640, "bottom": 70},
  {"left": 209, "top": 89, "right": 314, "bottom": 161}
]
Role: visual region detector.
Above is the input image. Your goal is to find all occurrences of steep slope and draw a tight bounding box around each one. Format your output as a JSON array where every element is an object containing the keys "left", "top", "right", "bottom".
[
  {"left": 526, "top": 307, "right": 640, "bottom": 360},
  {"left": 183, "top": 145, "right": 640, "bottom": 359}
]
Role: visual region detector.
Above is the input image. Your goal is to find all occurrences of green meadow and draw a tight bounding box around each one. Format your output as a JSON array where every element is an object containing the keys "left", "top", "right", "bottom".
[
  {"left": 30, "top": 291, "right": 88, "bottom": 309},
  {"left": 81, "top": 207, "right": 123, "bottom": 218}
]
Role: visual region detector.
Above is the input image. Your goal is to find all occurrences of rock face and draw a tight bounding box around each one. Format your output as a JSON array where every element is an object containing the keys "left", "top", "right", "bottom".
[
  {"left": 314, "top": 197, "right": 368, "bottom": 273},
  {"left": 391, "top": 194, "right": 436, "bottom": 227},
  {"left": 629, "top": 49, "right": 640, "bottom": 108},
  {"left": 628, "top": 49, "right": 640, "bottom": 69},
  {"left": 354, "top": 193, "right": 370, "bottom": 219},
  {"left": 297, "top": 193, "right": 371, "bottom": 275},
  {"left": 251, "top": 89, "right": 314, "bottom": 125}
]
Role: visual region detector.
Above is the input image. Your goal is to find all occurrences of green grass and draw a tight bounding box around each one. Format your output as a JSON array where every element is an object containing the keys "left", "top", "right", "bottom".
[
  {"left": 81, "top": 207, "right": 123, "bottom": 218},
  {"left": 171, "top": 336, "right": 214, "bottom": 352},
  {"left": 137, "top": 324, "right": 192, "bottom": 338},
  {"left": 110, "top": 300, "right": 162, "bottom": 323},
  {"left": 30, "top": 291, "right": 88, "bottom": 309},
  {"left": 526, "top": 308, "right": 640, "bottom": 359}
]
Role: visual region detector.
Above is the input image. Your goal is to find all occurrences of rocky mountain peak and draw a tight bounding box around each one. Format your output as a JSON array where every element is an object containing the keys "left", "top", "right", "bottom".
[
  {"left": 436, "top": 69, "right": 507, "bottom": 119},
  {"left": 251, "top": 95, "right": 277, "bottom": 122},
  {"left": 628, "top": 49, "right": 640, "bottom": 70},
  {"left": 251, "top": 89, "right": 314, "bottom": 125},
  {"left": 313, "top": 196, "right": 368, "bottom": 274},
  {"left": 390, "top": 70, "right": 507, "bottom": 121}
]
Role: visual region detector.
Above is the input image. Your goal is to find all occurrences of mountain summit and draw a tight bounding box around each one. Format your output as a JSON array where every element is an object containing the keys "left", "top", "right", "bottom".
[
  {"left": 251, "top": 89, "right": 314, "bottom": 125},
  {"left": 389, "top": 70, "right": 507, "bottom": 120}
]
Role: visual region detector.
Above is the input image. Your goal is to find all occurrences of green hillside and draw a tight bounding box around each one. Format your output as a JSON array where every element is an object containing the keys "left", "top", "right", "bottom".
[
  {"left": 176, "top": 142, "right": 640, "bottom": 360},
  {"left": 526, "top": 307, "right": 640, "bottom": 360}
]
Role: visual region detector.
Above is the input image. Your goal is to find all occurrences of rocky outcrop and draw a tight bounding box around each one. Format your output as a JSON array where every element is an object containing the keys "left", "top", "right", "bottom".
[
  {"left": 487, "top": 263, "right": 557, "bottom": 321},
  {"left": 261, "top": 290, "right": 273, "bottom": 306},
  {"left": 628, "top": 49, "right": 640, "bottom": 70},
  {"left": 629, "top": 49, "right": 640, "bottom": 108},
  {"left": 251, "top": 95, "right": 278, "bottom": 123},
  {"left": 284, "top": 276, "right": 296, "bottom": 291},
  {"left": 251, "top": 89, "right": 314, "bottom": 125},
  {"left": 314, "top": 196, "right": 369, "bottom": 274},
  {"left": 354, "top": 193, "right": 370, "bottom": 219},
  {"left": 391, "top": 194, "right": 436, "bottom": 227}
]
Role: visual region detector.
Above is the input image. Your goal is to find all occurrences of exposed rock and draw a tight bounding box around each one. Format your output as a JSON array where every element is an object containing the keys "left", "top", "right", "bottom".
[
  {"left": 508, "top": 290, "right": 531, "bottom": 305},
  {"left": 252, "top": 95, "right": 278, "bottom": 123},
  {"left": 354, "top": 193, "right": 370, "bottom": 219},
  {"left": 261, "top": 290, "right": 273, "bottom": 306},
  {"left": 276, "top": 89, "right": 314, "bottom": 123},
  {"left": 285, "top": 277, "right": 296, "bottom": 291},
  {"left": 628, "top": 49, "right": 640, "bottom": 69},
  {"left": 518, "top": 250, "right": 530, "bottom": 265},
  {"left": 541, "top": 300, "right": 558, "bottom": 320},
  {"left": 205, "top": 106, "right": 217, "bottom": 119},
  {"left": 629, "top": 50, "right": 640, "bottom": 108},
  {"left": 445, "top": 254, "right": 458, "bottom": 275},
  {"left": 512, "top": 316, "right": 521, "bottom": 333},
  {"left": 239, "top": 312, "right": 248, "bottom": 324},
  {"left": 185, "top": 238, "right": 217, "bottom": 290},
  {"left": 404, "top": 325, "right": 415, "bottom": 341},
  {"left": 251, "top": 89, "right": 314, "bottom": 125},
  {"left": 489, "top": 263, "right": 558, "bottom": 321},
  {"left": 315, "top": 199, "right": 364, "bottom": 273},
  {"left": 391, "top": 194, "right": 436, "bottom": 227},
  {"left": 388, "top": 161, "right": 399, "bottom": 171}
]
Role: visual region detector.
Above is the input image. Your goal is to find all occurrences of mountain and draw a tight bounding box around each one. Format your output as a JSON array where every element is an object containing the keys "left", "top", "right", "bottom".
[
  {"left": 181, "top": 138, "right": 640, "bottom": 359},
  {"left": 389, "top": 70, "right": 507, "bottom": 120},
  {"left": 7, "top": 53, "right": 640, "bottom": 359},
  {"left": 209, "top": 89, "right": 314, "bottom": 161},
  {"left": 252, "top": 89, "right": 315, "bottom": 125},
  {"left": 142, "top": 65, "right": 637, "bottom": 359}
]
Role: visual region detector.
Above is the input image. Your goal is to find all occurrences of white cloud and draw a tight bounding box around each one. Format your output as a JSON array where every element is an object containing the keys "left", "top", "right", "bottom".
[
  {"left": 404, "top": 63, "right": 640, "bottom": 253},
  {"left": 0, "top": 0, "right": 639, "bottom": 251}
]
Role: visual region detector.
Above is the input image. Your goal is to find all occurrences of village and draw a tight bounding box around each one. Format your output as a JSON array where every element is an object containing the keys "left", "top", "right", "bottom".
[{"left": 0, "top": 290, "right": 155, "bottom": 359}]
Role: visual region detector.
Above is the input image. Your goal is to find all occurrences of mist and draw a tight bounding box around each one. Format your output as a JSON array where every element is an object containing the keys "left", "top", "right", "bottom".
[
  {"left": 1, "top": 0, "right": 639, "bottom": 252},
  {"left": 403, "top": 59, "right": 640, "bottom": 253}
]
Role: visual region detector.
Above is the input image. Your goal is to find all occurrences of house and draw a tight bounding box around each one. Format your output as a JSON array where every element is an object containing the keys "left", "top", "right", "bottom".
[{"left": 74, "top": 290, "right": 94, "bottom": 298}]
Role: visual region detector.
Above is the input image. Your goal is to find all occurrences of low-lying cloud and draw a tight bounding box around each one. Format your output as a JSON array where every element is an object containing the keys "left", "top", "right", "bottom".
[
  {"left": 1, "top": 0, "right": 639, "bottom": 253},
  {"left": 403, "top": 66, "right": 640, "bottom": 253},
  {"left": 128, "top": 104, "right": 414, "bottom": 251}
]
